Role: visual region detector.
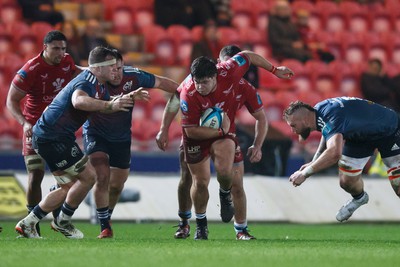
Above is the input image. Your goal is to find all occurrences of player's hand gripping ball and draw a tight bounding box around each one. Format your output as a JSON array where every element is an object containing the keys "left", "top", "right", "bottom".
[{"left": 199, "top": 107, "right": 224, "bottom": 129}]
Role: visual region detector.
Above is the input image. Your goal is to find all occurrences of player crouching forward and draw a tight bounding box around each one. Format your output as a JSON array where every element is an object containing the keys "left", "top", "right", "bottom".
[{"left": 284, "top": 97, "right": 400, "bottom": 222}]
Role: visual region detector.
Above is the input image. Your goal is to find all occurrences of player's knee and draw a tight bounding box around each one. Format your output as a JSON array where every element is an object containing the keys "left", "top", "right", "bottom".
[
  {"left": 25, "top": 155, "right": 45, "bottom": 172},
  {"left": 386, "top": 165, "right": 400, "bottom": 197}
]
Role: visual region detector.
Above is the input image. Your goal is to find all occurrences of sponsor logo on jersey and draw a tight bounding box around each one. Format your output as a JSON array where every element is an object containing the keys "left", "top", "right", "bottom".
[
  {"left": 220, "top": 70, "right": 227, "bottom": 77},
  {"left": 233, "top": 55, "right": 246, "bottom": 66},
  {"left": 71, "top": 146, "right": 79, "bottom": 157},
  {"left": 180, "top": 100, "right": 188, "bottom": 113},
  {"left": 41, "top": 73, "right": 48, "bottom": 79},
  {"left": 53, "top": 78, "right": 65, "bottom": 92},
  {"left": 202, "top": 103, "right": 210, "bottom": 109},
  {"left": 188, "top": 145, "right": 200, "bottom": 153},
  {"left": 123, "top": 81, "right": 133, "bottom": 92},
  {"left": 17, "top": 69, "right": 27, "bottom": 79},
  {"left": 256, "top": 93, "right": 262, "bottom": 104},
  {"left": 391, "top": 143, "right": 400, "bottom": 151},
  {"left": 56, "top": 160, "right": 68, "bottom": 168}
]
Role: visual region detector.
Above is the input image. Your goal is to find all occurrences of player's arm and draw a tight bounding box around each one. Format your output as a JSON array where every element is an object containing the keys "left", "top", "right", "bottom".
[
  {"left": 71, "top": 89, "right": 134, "bottom": 113},
  {"left": 185, "top": 113, "right": 230, "bottom": 140},
  {"left": 289, "top": 133, "right": 343, "bottom": 186},
  {"left": 153, "top": 75, "right": 179, "bottom": 93},
  {"left": 311, "top": 135, "right": 327, "bottom": 162},
  {"left": 6, "top": 84, "right": 28, "bottom": 127},
  {"left": 247, "top": 109, "right": 268, "bottom": 163},
  {"left": 241, "top": 50, "right": 294, "bottom": 79},
  {"left": 156, "top": 93, "right": 180, "bottom": 151}
]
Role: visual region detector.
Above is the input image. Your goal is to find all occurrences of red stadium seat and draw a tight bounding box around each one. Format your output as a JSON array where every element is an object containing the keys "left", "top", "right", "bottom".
[
  {"left": 217, "top": 27, "right": 241, "bottom": 48},
  {"left": 338, "top": 1, "right": 369, "bottom": 33},
  {"left": 30, "top": 22, "right": 55, "bottom": 47},
  {"left": 315, "top": 1, "right": 343, "bottom": 32},
  {"left": 167, "top": 25, "right": 193, "bottom": 66},
  {"left": 111, "top": 5, "right": 135, "bottom": 34}
]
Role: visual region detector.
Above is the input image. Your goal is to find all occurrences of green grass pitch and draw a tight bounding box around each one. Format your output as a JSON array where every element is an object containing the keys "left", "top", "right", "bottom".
[{"left": 0, "top": 221, "right": 399, "bottom": 267}]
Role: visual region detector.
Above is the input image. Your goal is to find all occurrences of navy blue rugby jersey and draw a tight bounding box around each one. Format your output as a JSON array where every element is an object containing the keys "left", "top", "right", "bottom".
[
  {"left": 315, "top": 97, "right": 398, "bottom": 142},
  {"left": 33, "top": 70, "right": 111, "bottom": 141},
  {"left": 83, "top": 66, "right": 155, "bottom": 142}
]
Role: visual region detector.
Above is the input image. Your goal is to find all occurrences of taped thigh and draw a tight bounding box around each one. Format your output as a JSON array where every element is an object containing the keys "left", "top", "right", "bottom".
[
  {"left": 338, "top": 155, "right": 370, "bottom": 177},
  {"left": 24, "top": 154, "right": 45, "bottom": 171},
  {"left": 63, "top": 155, "right": 88, "bottom": 176},
  {"left": 53, "top": 175, "right": 73, "bottom": 185},
  {"left": 382, "top": 155, "right": 400, "bottom": 190}
]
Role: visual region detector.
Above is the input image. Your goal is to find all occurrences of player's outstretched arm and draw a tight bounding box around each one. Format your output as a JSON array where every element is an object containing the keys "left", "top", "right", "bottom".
[
  {"left": 154, "top": 75, "right": 179, "bottom": 93},
  {"left": 72, "top": 89, "right": 134, "bottom": 113},
  {"left": 241, "top": 50, "right": 294, "bottom": 79}
]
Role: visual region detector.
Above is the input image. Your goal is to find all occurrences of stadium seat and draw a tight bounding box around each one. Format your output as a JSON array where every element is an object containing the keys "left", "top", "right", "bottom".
[
  {"left": 191, "top": 25, "right": 203, "bottom": 42},
  {"left": 30, "top": 22, "right": 55, "bottom": 47},
  {"left": 217, "top": 27, "right": 241, "bottom": 48},
  {"left": 141, "top": 24, "right": 167, "bottom": 53},
  {"left": 167, "top": 25, "right": 193, "bottom": 66},
  {"left": 365, "top": 32, "right": 390, "bottom": 63},
  {"left": 341, "top": 31, "right": 367, "bottom": 64},
  {"left": 369, "top": 4, "right": 394, "bottom": 33},
  {"left": 18, "top": 34, "right": 39, "bottom": 61},
  {"left": 338, "top": 1, "right": 369, "bottom": 33},
  {"left": 111, "top": 5, "right": 134, "bottom": 34},
  {"left": 315, "top": 1, "right": 343, "bottom": 32},
  {"left": 134, "top": 8, "right": 154, "bottom": 32},
  {"left": 305, "top": 60, "right": 337, "bottom": 97},
  {"left": 0, "top": 3, "right": 21, "bottom": 24},
  {"left": 0, "top": 33, "right": 12, "bottom": 53},
  {"left": 232, "top": 9, "right": 253, "bottom": 29},
  {"left": 252, "top": 0, "right": 270, "bottom": 31},
  {"left": 280, "top": 59, "right": 311, "bottom": 93},
  {"left": 0, "top": 52, "right": 24, "bottom": 75}
]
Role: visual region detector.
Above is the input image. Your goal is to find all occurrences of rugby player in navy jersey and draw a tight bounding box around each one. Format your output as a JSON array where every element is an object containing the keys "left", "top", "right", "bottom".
[
  {"left": 284, "top": 97, "right": 400, "bottom": 222},
  {"left": 15, "top": 46, "right": 145, "bottom": 239},
  {"left": 82, "top": 51, "right": 179, "bottom": 238}
]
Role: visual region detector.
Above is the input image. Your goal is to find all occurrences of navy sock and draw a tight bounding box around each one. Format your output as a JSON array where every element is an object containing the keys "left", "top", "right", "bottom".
[
  {"left": 61, "top": 202, "right": 76, "bottom": 217},
  {"left": 97, "top": 207, "right": 110, "bottom": 231},
  {"left": 353, "top": 191, "right": 364, "bottom": 200},
  {"left": 32, "top": 205, "right": 48, "bottom": 220}
]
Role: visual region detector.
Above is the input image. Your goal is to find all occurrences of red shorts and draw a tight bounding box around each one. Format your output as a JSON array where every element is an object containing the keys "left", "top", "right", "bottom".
[{"left": 183, "top": 135, "right": 243, "bottom": 164}]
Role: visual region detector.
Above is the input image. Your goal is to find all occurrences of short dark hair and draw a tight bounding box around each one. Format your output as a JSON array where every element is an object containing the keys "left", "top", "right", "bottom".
[
  {"left": 88, "top": 46, "right": 117, "bottom": 65},
  {"left": 220, "top": 45, "right": 242, "bottom": 58},
  {"left": 43, "top": 30, "right": 67, "bottom": 44},
  {"left": 283, "top": 100, "right": 314, "bottom": 120},
  {"left": 111, "top": 49, "right": 123, "bottom": 61},
  {"left": 190, "top": 56, "right": 217, "bottom": 80}
]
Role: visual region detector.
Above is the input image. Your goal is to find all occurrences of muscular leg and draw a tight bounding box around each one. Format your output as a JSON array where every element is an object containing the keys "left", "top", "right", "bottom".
[
  {"left": 108, "top": 167, "right": 129, "bottom": 210},
  {"left": 90, "top": 151, "right": 111, "bottom": 209},
  {"left": 231, "top": 163, "right": 246, "bottom": 224},
  {"left": 338, "top": 173, "right": 364, "bottom": 196},
  {"left": 26, "top": 169, "right": 45, "bottom": 209},
  {"left": 178, "top": 149, "right": 193, "bottom": 217},
  {"left": 188, "top": 157, "right": 211, "bottom": 215},
  {"left": 211, "top": 139, "right": 235, "bottom": 190}
]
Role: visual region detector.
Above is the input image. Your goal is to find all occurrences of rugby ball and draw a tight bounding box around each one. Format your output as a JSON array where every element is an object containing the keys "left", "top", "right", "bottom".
[{"left": 200, "top": 107, "right": 223, "bottom": 129}]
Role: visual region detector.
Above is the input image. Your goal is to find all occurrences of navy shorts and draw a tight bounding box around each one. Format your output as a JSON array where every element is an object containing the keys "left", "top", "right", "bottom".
[
  {"left": 83, "top": 134, "right": 131, "bottom": 169},
  {"left": 343, "top": 128, "right": 400, "bottom": 159},
  {"left": 32, "top": 135, "right": 84, "bottom": 173}
]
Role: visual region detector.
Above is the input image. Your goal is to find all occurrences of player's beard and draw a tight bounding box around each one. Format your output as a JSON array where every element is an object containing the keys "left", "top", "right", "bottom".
[{"left": 299, "top": 128, "right": 311, "bottom": 141}]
